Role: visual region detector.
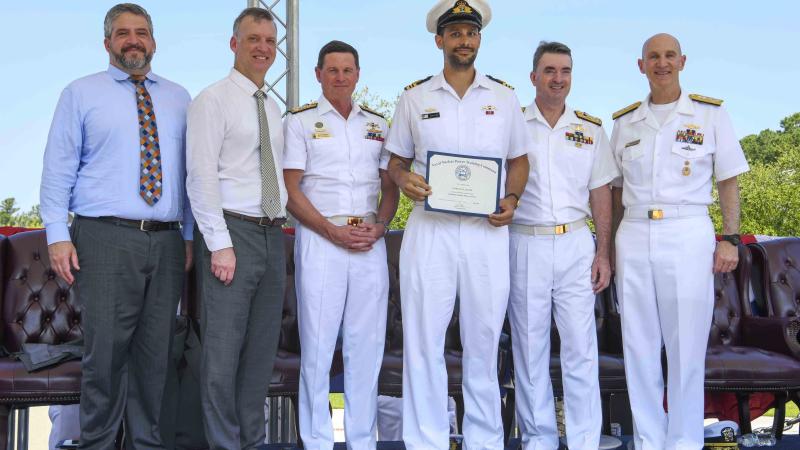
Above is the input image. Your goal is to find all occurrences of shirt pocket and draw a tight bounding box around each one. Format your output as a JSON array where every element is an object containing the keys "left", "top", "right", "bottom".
[
  {"left": 563, "top": 142, "right": 594, "bottom": 189},
  {"left": 619, "top": 144, "right": 646, "bottom": 185},
  {"left": 473, "top": 114, "right": 506, "bottom": 157},
  {"left": 670, "top": 142, "right": 714, "bottom": 180},
  {"left": 307, "top": 137, "right": 344, "bottom": 174}
]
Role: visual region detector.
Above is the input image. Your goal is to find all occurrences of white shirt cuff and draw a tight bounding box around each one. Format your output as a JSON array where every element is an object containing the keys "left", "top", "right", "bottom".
[
  {"left": 204, "top": 231, "right": 233, "bottom": 252},
  {"left": 45, "top": 223, "right": 71, "bottom": 245}
]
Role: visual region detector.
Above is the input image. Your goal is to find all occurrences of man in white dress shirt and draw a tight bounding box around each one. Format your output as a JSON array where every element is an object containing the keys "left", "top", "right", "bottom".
[
  {"left": 186, "top": 8, "right": 288, "bottom": 449},
  {"left": 610, "top": 33, "right": 749, "bottom": 450},
  {"left": 508, "top": 41, "right": 619, "bottom": 450},
  {"left": 283, "top": 40, "right": 399, "bottom": 450},
  {"left": 384, "top": 1, "right": 530, "bottom": 448}
]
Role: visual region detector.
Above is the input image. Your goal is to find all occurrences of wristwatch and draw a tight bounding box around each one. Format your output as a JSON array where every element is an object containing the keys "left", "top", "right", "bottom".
[
  {"left": 720, "top": 234, "right": 741, "bottom": 246},
  {"left": 504, "top": 192, "right": 521, "bottom": 209}
]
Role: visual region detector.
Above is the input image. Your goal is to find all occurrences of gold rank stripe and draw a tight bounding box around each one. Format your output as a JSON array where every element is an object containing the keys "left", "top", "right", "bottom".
[
  {"left": 404, "top": 75, "right": 433, "bottom": 91},
  {"left": 360, "top": 104, "right": 386, "bottom": 119},
  {"left": 612, "top": 101, "right": 642, "bottom": 120},
  {"left": 289, "top": 102, "right": 318, "bottom": 114},
  {"left": 575, "top": 110, "right": 602, "bottom": 126},
  {"left": 486, "top": 75, "right": 514, "bottom": 90},
  {"left": 689, "top": 94, "right": 724, "bottom": 106}
]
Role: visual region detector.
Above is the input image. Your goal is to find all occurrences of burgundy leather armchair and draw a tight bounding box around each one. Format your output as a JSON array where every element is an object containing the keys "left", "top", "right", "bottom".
[
  {"left": 704, "top": 243, "right": 800, "bottom": 437},
  {"left": 0, "top": 230, "right": 82, "bottom": 449}
]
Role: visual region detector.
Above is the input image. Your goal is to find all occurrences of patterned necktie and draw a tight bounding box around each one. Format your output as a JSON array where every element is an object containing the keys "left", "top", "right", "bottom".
[
  {"left": 254, "top": 90, "right": 282, "bottom": 218},
  {"left": 132, "top": 78, "right": 162, "bottom": 205}
]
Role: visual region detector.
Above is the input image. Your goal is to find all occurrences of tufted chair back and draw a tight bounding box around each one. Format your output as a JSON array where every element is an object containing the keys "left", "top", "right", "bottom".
[
  {"left": 1, "top": 230, "right": 82, "bottom": 353},
  {"left": 382, "top": 230, "right": 463, "bottom": 353},
  {"left": 749, "top": 238, "right": 800, "bottom": 319},
  {"left": 707, "top": 245, "right": 751, "bottom": 347},
  {"left": 384, "top": 230, "right": 403, "bottom": 351},
  {"left": 0, "top": 234, "right": 6, "bottom": 332},
  {"left": 278, "top": 233, "right": 300, "bottom": 354}
]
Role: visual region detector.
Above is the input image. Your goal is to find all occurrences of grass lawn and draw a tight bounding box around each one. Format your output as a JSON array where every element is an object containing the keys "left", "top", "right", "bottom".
[{"left": 764, "top": 402, "right": 799, "bottom": 417}]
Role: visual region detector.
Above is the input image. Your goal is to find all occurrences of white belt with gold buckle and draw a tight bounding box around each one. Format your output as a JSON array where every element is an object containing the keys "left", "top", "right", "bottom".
[
  {"left": 624, "top": 205, "right": 708, "bottom": 220},
  {"left": 327, "top": 214, "right": 377, "bottom": 226},
  {"left": 510, "top": 219, "right": 587, "bottom": 236}
]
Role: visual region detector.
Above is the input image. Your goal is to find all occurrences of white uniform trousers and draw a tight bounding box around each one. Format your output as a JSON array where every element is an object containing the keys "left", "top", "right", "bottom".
[
  {"left": 508, "top": 226, "right": 601, "bottom": 450},
  {"left": 615, "top": 215, "right": 715, "bottom": 450},
  {"left": 296, "top": 224, "right": 389, "bottom": 450},
  {"left": 400, "top": 207, "right": 510, "bottom": 450}
]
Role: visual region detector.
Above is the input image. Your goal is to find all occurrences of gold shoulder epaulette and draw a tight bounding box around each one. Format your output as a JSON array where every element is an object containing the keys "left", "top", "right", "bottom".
[
  {"left": 575, "top": 110, "right": 602, "bottom": 126},
  {"left": 289, "top": 102, "right": 318, "bottom": 114},
  {"left": 404, "top": 76, "right": 433, "bottom": 91},
  {"left": 360, "top": 104, "right": 386, "bottom": 119},
  {"left": 689, "top": 94, "right": 723, "bottom": 106},
  {"left": 612, "top": 101, "right": 642, "bottom": 120},
  {"left": 486, "top": 75, "right": 514, "bottom": 90}
]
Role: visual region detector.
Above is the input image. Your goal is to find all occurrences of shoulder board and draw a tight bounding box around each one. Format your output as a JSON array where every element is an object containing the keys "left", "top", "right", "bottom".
[
  {"left": 575, "top": 110, "right": 602, "bottom": 126},
  {"left": 404, "top": 76, "right": 433, "bottom": 91},
  {"left": 486, "top": 75, "right": 514, "bottom": 90},
  {"left": 612, "top": 101, "right": 642, "bottom": 120},
  {"left": 689, "top": 94, "right": 723, "bottom": 106},
  {"left": 360, "top": 104, "right": 386, "bottom": 119},
  {"left": 289, "top": 102, "right": 318, "bottom": 114}
]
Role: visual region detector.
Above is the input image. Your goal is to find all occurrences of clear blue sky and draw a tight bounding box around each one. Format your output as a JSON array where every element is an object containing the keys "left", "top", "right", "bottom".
[{"left": 2, "top": 0, "right": 798, "bottom": 210}]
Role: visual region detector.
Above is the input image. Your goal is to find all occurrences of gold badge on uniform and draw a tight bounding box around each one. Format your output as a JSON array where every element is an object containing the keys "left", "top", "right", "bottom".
[
  {"left": 565, "top": 125, "right": 593, "bottom": 148},
  {"left": 624, "top": 139, "right": 640, "bottom": 148},
  {"left": 312, "top": 121, "right": 331, "bottom": 139},
  {"left": 421, "top": 107, "right": 440, "bottom": 120},
  {"left": 682, "top": 160, "right": 691, "bottom": 176},
  {"left": 676, "top": 124, "right": 704, "bottom": 145},
  {"left": 365, "top": 122, "right": 384, "bottom": 142},
  {"left": 452, "top": 0, "right": 473, "bottom": 14},
  {"left": 482, "top": 105, "right": 497, "bottom": 116}
]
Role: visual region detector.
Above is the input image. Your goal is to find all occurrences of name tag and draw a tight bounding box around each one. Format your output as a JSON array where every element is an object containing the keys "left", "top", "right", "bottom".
[
  {"left": 624, "top": 139, "right": 640, "bottom": 148},
  {"left": 421, "top": 112, "right": 440, "bottom": 120}
]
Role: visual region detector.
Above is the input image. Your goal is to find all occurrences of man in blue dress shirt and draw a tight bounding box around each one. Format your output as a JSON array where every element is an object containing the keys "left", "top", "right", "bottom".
[{"left": 39, "top": 4, "right": 193, "bottom": 449}]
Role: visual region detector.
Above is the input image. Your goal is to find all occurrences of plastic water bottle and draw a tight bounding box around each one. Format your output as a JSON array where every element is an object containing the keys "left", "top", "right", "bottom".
[
  {"left": 756, "top": 433, "right": 777, "bottom": 446},
  {"left": 737, "top": 433, "right": 758, "bottom": 447}
]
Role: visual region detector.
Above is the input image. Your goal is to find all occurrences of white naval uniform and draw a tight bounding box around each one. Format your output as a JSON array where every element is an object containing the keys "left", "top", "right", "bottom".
[
  {"left": 510, "top": 103, "right": 619, "bottom": 450},
  {"left": 283, "top": 96, "right": 391, "bottom": 450},
  {"left": 384, "top": 71, "right": 530, "bottom": 450},
  {"left": 610, "top": 92, "right": 749, "bottom": 450}
]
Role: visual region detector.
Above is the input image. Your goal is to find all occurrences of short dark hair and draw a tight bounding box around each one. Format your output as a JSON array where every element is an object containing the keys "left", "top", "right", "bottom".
[
  {"left": 233, "top": 7, "right": 275, "bottom": 37},
  {"left": 532, "top": 41, "right": 572, "bottom": 71},
  {"left": 316, "top": 40, "right": 360, "bottom": 69},
  {"left": 104, "top": 3, "right": 153, "bottom": 39}
]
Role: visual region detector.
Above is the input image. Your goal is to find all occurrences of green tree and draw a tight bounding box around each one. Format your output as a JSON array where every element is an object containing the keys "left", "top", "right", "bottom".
[
  {"left": 0, "top": 198, "right": 43, "bottom": 228},
  {"left": 0, "top": 198, "right": 20, "bottom": 226},
  {"left": 710, "top": 113, "right": 800, "bottom": 237},
  {"left": 15, "top": 204, "right": 43, "bottom": 228}
]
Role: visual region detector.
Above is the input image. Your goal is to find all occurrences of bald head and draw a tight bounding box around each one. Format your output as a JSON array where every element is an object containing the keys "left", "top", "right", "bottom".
[{"left": 642, "top": 33, "right": 682, "bottom": 59}]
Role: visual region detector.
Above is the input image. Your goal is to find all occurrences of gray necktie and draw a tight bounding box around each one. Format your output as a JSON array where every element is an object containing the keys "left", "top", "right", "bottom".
[{"left": 254, "top": 90, "right": 282, "bottom": 219}]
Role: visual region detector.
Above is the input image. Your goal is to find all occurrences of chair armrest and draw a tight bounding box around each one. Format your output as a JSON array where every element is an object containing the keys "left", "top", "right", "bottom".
[{"left": 741, "top": 316, "right": 800, "bottom": 360}]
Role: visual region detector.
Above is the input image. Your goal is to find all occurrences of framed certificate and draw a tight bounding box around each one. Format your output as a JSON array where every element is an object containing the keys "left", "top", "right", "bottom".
[{"left": 424, "top": 151, "right": 502, "bottom": 217}]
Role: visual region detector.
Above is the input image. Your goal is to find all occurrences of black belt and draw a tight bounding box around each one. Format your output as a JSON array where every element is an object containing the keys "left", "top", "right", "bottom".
[
  {"left": 82, "top": 215, "right": 181, "bottom": 231},
  {"left": 223, "top": 210, "right": 287, "bottom": 227}
]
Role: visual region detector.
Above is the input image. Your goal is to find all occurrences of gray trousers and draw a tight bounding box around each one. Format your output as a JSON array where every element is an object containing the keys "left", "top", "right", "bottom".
[
  {"left": 73, "top": 216, "right": 184, "bottom": 450},
  {"left": 196, "top": 217, "right": 285, "bottom": 450}
]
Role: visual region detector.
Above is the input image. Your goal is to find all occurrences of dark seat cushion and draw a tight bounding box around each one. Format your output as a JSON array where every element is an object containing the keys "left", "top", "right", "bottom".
[
  {"left": 549, "top": 353, "right": 627, "bottom": 394},
  {"left": 0, "top": 358, "right": 81, "bottom": 403},
  {"left": 705, "top": 345, "right": 800, "bottom": 390},
  {"left": 378, "top": 349, "right": 463, "bottom": 397}
]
